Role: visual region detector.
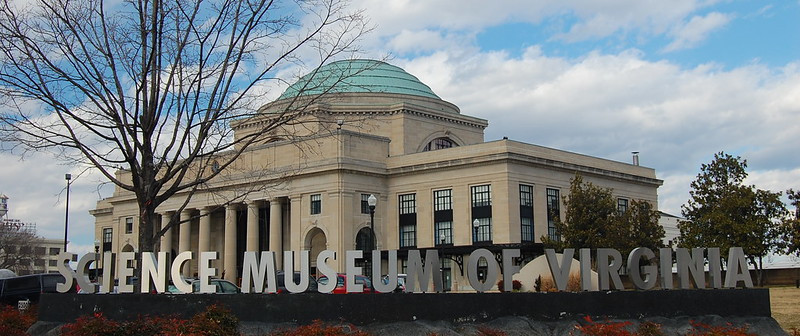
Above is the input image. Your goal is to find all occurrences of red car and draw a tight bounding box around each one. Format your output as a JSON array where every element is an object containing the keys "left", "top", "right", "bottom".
[{"left": 317, "top": 273, "right": 374, "bottom": 294}]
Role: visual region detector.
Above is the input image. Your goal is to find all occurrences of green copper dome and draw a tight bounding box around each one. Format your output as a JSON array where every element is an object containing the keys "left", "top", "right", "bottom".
[{"left": 278, "top": 59, "right": 440, "bottom": 100}]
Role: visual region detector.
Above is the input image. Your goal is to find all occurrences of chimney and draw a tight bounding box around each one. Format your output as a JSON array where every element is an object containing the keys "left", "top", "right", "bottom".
[{"left": 632, "top": 152, "right": 640, "bottom": 166}]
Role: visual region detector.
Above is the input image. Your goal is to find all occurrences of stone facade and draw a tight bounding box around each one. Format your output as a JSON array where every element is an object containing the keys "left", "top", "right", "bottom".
[{"left": 91, "top": 60, "right": 662, "bottom": 291}]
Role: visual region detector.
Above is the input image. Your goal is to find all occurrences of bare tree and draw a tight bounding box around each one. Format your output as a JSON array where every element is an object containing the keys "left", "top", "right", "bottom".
[
  {"left": 0, "top": 0, "right": 369, "bottom": 253},
  {"left": 0, "top": 220, "right": 44, "bottom": 273}
]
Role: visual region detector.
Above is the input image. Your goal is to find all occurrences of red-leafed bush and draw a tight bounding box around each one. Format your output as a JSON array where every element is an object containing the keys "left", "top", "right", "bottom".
[
  {"left": 60, "top": 312, "right": 121, "bottom": 336},
  {"left": 573, "top": 316, "right": 664, "bottom": 336},
  {"left": 687, "top": 320, "right": 757, "bottom": 336},
  {"left": 496, "top": 279, "right": 523, "bottom": 292},
  {"left": 574, "top": 316, "right": 635, "bottom": 336},
  {"left": 61, "top": 304, "right": 238, "bottom": 336},
  {"left": 476, "top": 325, "right": 507, "bottom": 336},
  {"left": 0, "top": 305, "right": 37, "bottom": 336},
  {"left": 269, "top": 319, "right": 370, "bottom": 336}
]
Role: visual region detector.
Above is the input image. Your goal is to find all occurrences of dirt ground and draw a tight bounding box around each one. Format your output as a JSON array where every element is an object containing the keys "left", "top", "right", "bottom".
[{"left": 771, "top": 287, "right": 800, "bottom": 334}]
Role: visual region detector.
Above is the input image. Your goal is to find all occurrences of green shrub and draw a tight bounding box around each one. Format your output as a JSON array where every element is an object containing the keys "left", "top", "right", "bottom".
[
  {"left": 636, "top": 321, "right": 664, "bottom": 336},
  {"left": 189, "top": 304, "right": 239, "bottom": 336}
]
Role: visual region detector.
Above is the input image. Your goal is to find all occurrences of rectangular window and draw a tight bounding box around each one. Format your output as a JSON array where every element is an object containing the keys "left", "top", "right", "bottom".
[
  {"left": 471, "top": 185, "right": 492, "bottom": 243},
  {"left": 546, "top": 188, "right": 561, "bottom": 241},
  {"left": 399, "top": 194, "right": 416, "bottom": 215},
  {"left": 434, "top": 189, "right": 452, "bottom": 211},
  {"left": 361, "top": 194, "right": 371, "bottom": 214},
  {"left": 520, "top": 184, "right": 534, "bottom": 242},
  {"left": 103, "top": 228, "right": 113, "bottom": 243},
  {"left": 399, "top": 193, "right": 417, "bottom": 247},
  {"left": 471, "top": 185, "right": 491, "bottom": 207},
  {"left": 400, "top": 223, "right": 416, "bottom": 248},
  {"left": 102, "top": 227, "right": 113, "bottom": 251},
  {"left": 310, "top": 194, "right": 321, "bottom": 215},
  {"left": 48, "top": 259, "right": 58, "bottom": 267},
  {"left": 49, "top": 247, "right": 60, "bottom": 256},
  {"left": 617, "top": 198, "right": 629, "bottom": 215},
  {"left": 434, "top": 189, "right": 453, "bottom": 245},
  {"left": 125, "top": 217, "right": 133, "bottom": 234}
]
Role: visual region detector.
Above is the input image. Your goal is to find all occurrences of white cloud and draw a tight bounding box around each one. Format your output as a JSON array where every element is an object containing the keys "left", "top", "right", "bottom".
[
  {"left": 657, "top": 173, "right": 695, "bottom": 216},
  {"left": 0, "top": 151, "right": 111, "bottom": 247},
  {"left": 746, "top": 168, "right": 800, "bottom": 194},
  {"left": 663, "top": 12, "right": 733, "bottom": 52},
  {"left": 355, "top": 0, "right": 719, "bottom": 47},
  {"left": 394, "top": 48, "right": 800, "bottom": 213},
  {"left": 387, "top": 30, "right": 445, "bottom": 54}
]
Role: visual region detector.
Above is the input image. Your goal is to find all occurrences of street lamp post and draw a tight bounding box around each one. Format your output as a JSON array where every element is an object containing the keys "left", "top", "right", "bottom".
[
  {"left": 63, "top": 173, "right": 72, "bottom": 252},
  {"left": 367, "top": 194, "right": 377, "bottom": 273},
  {"left": 94, "top": 240, "right": 100, "bottom": 281},
  {"left": 440, "top": 233, "right": 447, "bottom": 292},
  {"left": 367, "top": 194, "right": 377, "bottom": 250},
  {"left": 472, "top": 219, "right": 480, "bottom": 244}
]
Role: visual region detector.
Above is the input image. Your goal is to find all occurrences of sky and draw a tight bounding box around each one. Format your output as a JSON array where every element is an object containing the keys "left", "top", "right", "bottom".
[{"left": 1, "top": 0, "right": 799, "bottom": 258}]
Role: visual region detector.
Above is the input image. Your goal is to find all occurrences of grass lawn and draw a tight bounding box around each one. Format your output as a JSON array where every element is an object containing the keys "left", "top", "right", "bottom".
[{"left": 771, "top": 286, "right": 800, "bottom": 333}]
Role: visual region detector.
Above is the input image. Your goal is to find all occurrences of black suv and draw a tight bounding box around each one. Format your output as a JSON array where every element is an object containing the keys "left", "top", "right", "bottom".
[{"left": 0, "top": 273, "right": 72, "bottom": 305}]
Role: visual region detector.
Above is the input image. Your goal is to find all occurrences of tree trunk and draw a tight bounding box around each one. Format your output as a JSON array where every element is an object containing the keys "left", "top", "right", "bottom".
[{"left": 757, "top": 256, "right": 764, "bottom": 287}]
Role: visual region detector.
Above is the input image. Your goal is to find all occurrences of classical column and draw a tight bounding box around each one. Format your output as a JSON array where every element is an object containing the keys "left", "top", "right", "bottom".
[
  {"left": 269, "top": 198, "right": 283, "bottom": 269},
  {"left": 160, "top": 212, "right": 173, "bottom": 256},
  {"left": 198, "top": 207, "right": 211, "bottom": 252},
  {"left": 246, "top": 201, "right": 259, "bottom": 252},
  {"left": 179, "top": 210, "right": 192, "bottom": 277},
  {"left": 223, "top": 204, "right": 238, "bottom": 281}
]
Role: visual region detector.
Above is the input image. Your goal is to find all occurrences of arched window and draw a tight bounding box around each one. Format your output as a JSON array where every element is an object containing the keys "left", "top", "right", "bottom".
[
  {"left": 423, "top": 137, "right": 456, "bottom": 151},
  {"left": 355, "top": 227, "right": 375, "bottom": 277},
  {"left": 355, "top": 227, "right": 375, "bottom": 251}
]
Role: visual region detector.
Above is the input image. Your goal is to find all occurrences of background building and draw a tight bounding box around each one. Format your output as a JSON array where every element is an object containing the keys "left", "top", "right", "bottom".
[
  {"left": 659, "top": 211, "right": 682, "bottom": 248},
  {"left": 92, "top": 60, "right": 662, "bottom": 291},
  {"left": 1, "top": 197, "right": 64, "bottom": 275}
]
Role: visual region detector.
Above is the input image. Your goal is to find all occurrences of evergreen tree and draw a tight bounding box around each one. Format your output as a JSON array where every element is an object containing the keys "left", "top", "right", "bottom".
[
  {"left": 619, "top": 199, "right": 666, "bottom": 256},
  {"left": 779, "top": 189, "right": 800, "bottom": 256},
  {"left": 542, "top": 174, "right": 664, "bottom": 258},
  {"left": 678, "top": 152, "right": 787, "bottom": 285}
]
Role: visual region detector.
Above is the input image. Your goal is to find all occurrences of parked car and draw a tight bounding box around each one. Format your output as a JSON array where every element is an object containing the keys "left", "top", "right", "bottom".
[
  {"left": 0, "top": 273, "right": 72, "bottom": 305},
  {"left": 192, "top": 278, "right": 239, "bottom": 293},
  {"left": 276, "top": 271, "right": 318, "bottom": 293},
  {"left": 166, "top": 278, "right": 239, "bottom": 294},
  {"left": 317, "top": 273, "right": 374, "bottom": 294},
  {"left": 381, "top": 273, "right": 407, "bottom": 293}
]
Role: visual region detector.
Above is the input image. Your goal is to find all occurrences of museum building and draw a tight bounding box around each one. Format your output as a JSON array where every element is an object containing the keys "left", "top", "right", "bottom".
[{"left": 91, "top": 59, "right": 663, "bottom": 291}]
